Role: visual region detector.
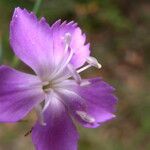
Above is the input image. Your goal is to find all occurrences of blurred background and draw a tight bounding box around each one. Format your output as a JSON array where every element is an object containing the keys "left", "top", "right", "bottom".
[{"left": 0, "top": 0, "right": 150, "bottom": 150}]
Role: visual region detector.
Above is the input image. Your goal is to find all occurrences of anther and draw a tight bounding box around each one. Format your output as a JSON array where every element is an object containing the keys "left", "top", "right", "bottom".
[
  {"left": 76, "top": 111, "right": 95, "bottom": 124},
  {"left": 86, "top": 56, "right": 102, "bottom": 69},
  {"left": 77, "top": 56, "right": 102, "bottom": 74},
  {"left": 64, "top": 32, "right": 71, "bottom": 53},
  {"left": 64, "top": 33, "right": 71, "bottom": 45},
  {"left": 80, "top": 80, "right": 90, "bottom": 86}
]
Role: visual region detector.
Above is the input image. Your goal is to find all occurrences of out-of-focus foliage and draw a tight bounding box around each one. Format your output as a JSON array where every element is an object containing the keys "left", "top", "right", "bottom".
[{"left": 0, "top": 0, "right": 150, "bottom": 150}]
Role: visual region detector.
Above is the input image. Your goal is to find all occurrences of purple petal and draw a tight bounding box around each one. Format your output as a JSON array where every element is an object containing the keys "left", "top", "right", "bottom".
[
  {"left": 10, "top": 7, "right": 54, "bottom": 80},
  {"left": 32, "top": 98, "right": 79, "bottom": 150},
  {"left": 50, "top": 20, "right": 76, "bottom": 66},
  {"left": 0, "top": 65, "right": 44, "bottom": 122},
  {"left": 57, "top": 78, "right": 117, "bottom": 128},
  {"left": 70, "top": 29, "right": 90, "bottom": 68},
  {"left": 10, "top": 7, "right": 90, "bottom": 80},
  {"left": 51, "top": 21, "right": 90, "bottom": 68}
]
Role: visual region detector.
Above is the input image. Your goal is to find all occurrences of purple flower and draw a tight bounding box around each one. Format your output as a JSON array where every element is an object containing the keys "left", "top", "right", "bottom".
[{"left": 0, "top": 7, "right": 117, "bottom": 150}]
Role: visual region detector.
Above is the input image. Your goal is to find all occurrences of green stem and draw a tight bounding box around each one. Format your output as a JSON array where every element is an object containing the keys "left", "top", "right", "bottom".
[
  {"left": 33, "top": 0, "right": 43, "bottom": 14},
  {"left": 0, "top": 36, "right": 2, "bottom": 64},
  {"left": 12, "top": 0, "right": 43, "bottom": 67},
  {"left": 12, "top": 57, "right": 19, "bottom": 67}
]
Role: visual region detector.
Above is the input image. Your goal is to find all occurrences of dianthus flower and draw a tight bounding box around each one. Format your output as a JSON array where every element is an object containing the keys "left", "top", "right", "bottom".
[{"left": 0, "top": 7, "right": 117, "bottom": 150}]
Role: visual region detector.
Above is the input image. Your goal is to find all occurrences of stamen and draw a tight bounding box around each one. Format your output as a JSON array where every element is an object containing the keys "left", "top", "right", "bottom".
[
  {"left": 77, "top": 64, "right": 91, "bottom": 73},
  {"left": 42, "top": 91, "right": 53, "bottom": 112},
  {"left": 64, "top": 32, "right": 71, "bottom": 53},
  {"left": 80, "top": 80, "right": 90, "bottom": 86},
  {"left": 48, "top": 33, "right": 73, "bottom": 80},
  {"left": 51, "top": 49, "right": 74, "bottom": 80},
  {"left": 77, "top": 56, "right": 102, "bottom": 73},
  {"left": 53, "top": 56, "right": 101, "bottom": 83},
  {"left": 35, "top": 104, "right": 46, "bottom": 126},
  {"left": 86, "top": 56, "right": 102, "bottom": 69},
  {"left": 67, "top": 64, "right": 81, "bottom": 84},
  {"left": 76, "top": 111, "right": 95, "bottom": 124}
]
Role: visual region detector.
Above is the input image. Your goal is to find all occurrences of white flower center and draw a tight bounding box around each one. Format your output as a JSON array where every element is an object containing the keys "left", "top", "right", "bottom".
[{"left": 35, "top": 32, "right": 101, "bottom": 126}]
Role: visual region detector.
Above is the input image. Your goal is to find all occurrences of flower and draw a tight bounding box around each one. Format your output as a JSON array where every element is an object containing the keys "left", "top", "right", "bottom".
[{"left": 0, "top": 7, "right": 117, "bottom": 150}]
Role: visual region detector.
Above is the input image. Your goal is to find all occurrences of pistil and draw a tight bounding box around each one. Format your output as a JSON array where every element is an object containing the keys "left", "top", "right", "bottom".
[{"left": 42, "top": 82, "right": 53, "bottom": 92}]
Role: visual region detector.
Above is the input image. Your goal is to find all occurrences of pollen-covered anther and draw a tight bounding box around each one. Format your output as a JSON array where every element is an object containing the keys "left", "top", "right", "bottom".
[
  {"left": 86, "top": 56, "right": 102, "bottom": 69},
  {"left": 76, "top": 111, "right": 95, "bottom": 124}
]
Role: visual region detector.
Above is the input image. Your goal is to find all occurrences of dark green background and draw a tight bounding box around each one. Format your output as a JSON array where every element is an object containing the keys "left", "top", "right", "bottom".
[{"left": 0, "top": 0, "right": 149, "bottom": 150}]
